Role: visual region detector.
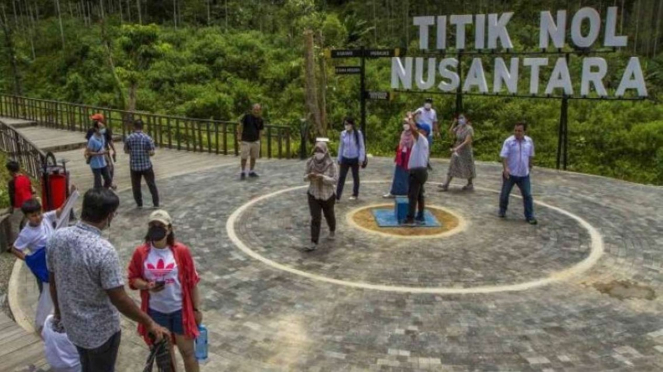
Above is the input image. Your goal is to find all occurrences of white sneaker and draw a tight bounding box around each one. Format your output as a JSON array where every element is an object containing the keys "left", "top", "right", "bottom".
[
  {"left": 305, "top": 243, "right": 318, "bottom": 252},
  {"left": 383, "top": 193, "right": 395, "bottom": 198},
  {"left": 327, "top": 231, "right": 336, "bottom": 240},
  {"left": 349, "top": 196, "right": 357, "bottom": 201}
]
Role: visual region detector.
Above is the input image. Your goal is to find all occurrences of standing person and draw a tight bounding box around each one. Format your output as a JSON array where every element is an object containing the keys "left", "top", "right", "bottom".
[
  {"left": 439, "top": 113, "right": 477, "bottom": 191},
  {"left": 413, "top": 98, "right": 440, "bottom": 149},
  {"left": 47, "top": 188, "right": 169, "bottom": 372},
  {"left": 85, "top": 121, "right": 112, "bottom": 189},
  {"left": 304, "top": 142, "right": 338, "bottom": 252},
  {"left": 86, "top": 114, "right": 117, "bottom": 190},
  {"left": 336, "top": 117, "right": 365, "bottom": 201},
  {"left": 238, "top": 103, "right": 264, "bottom": 179},
  {"left": 499, "top": 122, "right": 537, "bottom": 225},
  {"left": 128, "top": 210, "right": 202, "bottom": 372},
  {"left": 6, "top": 160, "right": 34, "bottom": 232},
  {"left": 124, "top": 119, "right": 159, "bottom": 209},
  {"left": 403, "top": 113, "right": 430, "bottom": 226},
  {"left": 383, "top": 117, "right": 415, "bottom": 198}
]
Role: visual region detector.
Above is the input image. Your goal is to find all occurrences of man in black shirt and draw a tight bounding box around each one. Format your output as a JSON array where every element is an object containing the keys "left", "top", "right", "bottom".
[{"left": 237, "top": 103, "right": 264, "bottom": 179}]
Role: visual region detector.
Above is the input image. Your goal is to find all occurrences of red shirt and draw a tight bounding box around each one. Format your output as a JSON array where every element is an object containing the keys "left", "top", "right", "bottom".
[
  {"left": 11, "top": 174, "right": 32, "bottom": 208},
  {"left": 128, "top": 242, "right": 200, "bottom": 344}
]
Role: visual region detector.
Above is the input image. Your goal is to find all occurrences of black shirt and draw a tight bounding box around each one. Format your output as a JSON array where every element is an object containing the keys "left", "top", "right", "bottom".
[
  {"left": 241, "top": 114, "right": 264, "bottom": 142},
  {"left": 85, "top": 127, "right": 113, "bottom": 149}
]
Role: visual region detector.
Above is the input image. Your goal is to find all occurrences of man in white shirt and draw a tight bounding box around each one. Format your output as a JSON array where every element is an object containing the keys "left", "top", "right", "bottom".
[
  {"left": 403, "top": 113, "right": 430, "bottom": 226},
  {"left": 499, "top": 123, "right": 537, "bottom": 224},
  {"left": 413, "top": 98, "right": 439, "bottom": 147}
]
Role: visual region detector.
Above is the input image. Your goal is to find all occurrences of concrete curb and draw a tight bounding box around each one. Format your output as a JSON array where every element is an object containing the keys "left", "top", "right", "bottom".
[{"left": 8, "top": 259, "right": 35, "bottom": 333}]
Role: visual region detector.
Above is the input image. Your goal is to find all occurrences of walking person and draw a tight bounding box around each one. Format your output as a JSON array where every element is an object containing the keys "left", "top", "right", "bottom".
[
  {"left": 128, "top": 210, "right": 202, "bottom": 372},
  {"left": 383, "top": 117, "right": 415, "bottom": 198},
  {"left": 304, "top": 142, "right": 338, "bottom": 252},
  {"left": 85, "top": 121, "right": 112, "bottom": 189},
  {"left": 403, "top": 113, "right": 430, "bottom": 226},
  {"left": 124, "top": 119, "right": 159, "bottom": 209},
  {"left": 86, "top": 114, "right": 117, "bottom": 190},
  {"left": 336, "top": 117, "right": 365, "bottom": 201},
  {"left": 439, "top": 114, "right": 476, "bottom": 191},
  {"left": 47, "top": 188, "right": 169, "bottom": 372},
  {"left": 413, "top": 98, "right": 440, "bottom": 149},
  {"left": 238, "top": 103, "right": 264, "bottom": 179},
  {"left": 498, "top": 122, "right": 537, "bottom": 225}
]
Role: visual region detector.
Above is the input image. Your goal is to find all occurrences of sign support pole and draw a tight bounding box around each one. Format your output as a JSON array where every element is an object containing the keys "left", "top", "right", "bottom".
[{"left": 455, "top": 50, "right": 464, "bottom": 115}]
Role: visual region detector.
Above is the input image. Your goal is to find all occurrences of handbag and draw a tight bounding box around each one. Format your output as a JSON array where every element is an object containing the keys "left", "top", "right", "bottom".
[{"left": 143, "top": 337, "right": 175, "bottom": 372}]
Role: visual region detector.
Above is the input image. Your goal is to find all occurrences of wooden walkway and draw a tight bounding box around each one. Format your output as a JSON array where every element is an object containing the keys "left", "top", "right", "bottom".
[{"left": 1, "top": 117, "right": 256, "bottom": 371}]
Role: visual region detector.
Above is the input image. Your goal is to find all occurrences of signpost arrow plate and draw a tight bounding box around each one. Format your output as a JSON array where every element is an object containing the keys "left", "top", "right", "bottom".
[
  {"left": 365, "top": 48, "right": 400, "bottom": 58},
  {"left": 365, "top": 91, "right": 391, "bottom": 100},
  {"left": 335, "top": 66, "right": 362, "bottom": 75},
  {"left": 329, "top": 49, "right": 363, "bottom": 58}
]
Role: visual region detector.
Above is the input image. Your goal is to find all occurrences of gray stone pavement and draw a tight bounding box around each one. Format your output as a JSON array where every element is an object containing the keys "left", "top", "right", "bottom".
[{"left": 14, "top": 157, "right": 663, "bottom": 371}]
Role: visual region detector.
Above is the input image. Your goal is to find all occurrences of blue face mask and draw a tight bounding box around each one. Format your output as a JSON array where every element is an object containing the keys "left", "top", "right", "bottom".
[{"left": 99, "top": 128, "right": 107, "bottom": 135}]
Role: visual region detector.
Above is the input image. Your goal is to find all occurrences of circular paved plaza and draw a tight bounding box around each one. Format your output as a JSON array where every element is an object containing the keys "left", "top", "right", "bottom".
[{"left": 109, "top": 158, "right": 663, "bottom": 371}]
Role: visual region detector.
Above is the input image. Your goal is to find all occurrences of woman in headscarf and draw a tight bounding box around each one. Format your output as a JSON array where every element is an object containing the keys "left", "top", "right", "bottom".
[
  {"left": 304, "top": 141, "right": 338, "bottom": 252},
  {"left": 383, "top": 116, "right": 415, "bottom": 198},
  {"left": 439, "top": 113, "right": 476, "bottom": 191}
]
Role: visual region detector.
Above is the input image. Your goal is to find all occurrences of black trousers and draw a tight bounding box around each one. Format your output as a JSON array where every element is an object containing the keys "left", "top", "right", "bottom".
[
  {"left": 75, "top": 331, "right": 121, "bottom": 372},
  {"left": 92, "top": 167, "right": 112, "bottom": 189},
  {"left": 407, "top": 167, "right": 428, "bottom": 220},
  {"left": 308, "top": 193, "right": 336, "bottom": 244},
  {"left": 336, "top": 157, "right": 360, "bottom": 199},
  {"left": 131, "top": 167, "right": 159, "bottom": 207}
]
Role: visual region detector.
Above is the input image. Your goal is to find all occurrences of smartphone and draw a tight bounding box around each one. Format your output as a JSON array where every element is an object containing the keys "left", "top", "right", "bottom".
[{"left": 155, "top": 281, "right": 166, "bottom": 288}]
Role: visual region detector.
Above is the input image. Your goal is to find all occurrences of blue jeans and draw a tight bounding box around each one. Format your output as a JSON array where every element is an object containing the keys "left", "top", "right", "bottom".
[
  {"left": 499, "top": 174, "right": 534, "bottom": 220},
  {"left": 336, "top": 157, "right": 360, "bottom": 199}
]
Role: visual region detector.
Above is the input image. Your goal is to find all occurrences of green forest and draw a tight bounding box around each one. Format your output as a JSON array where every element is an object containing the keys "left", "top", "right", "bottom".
[{"left": 1, "top": 0, "right": 663, "bottom": 185}]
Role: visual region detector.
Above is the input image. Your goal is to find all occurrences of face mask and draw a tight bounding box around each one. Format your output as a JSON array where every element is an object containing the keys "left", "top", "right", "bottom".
[
  {"left": 345, "top": 124, "right": 352, "bottom": 131},
  {"left": 314, "top": 152, "right": 325, "bottom": 161},
  {"left": 403, "top": 124, "right": 410, "bottom": 131},
  {"left": 148, "top": 225, "right": 168, "bottom": 242},
  {"left": 99, "top": 128, "right": 107, "bottom": 135},
  {"left": 458, "top": 116, "right": 466, "bottom": 125},
  {"left": 424, "top": 103, "right": 432, "bottom": 109}
]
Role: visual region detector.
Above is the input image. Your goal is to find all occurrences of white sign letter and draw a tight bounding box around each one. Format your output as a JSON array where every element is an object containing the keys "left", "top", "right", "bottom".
[
  {"left": 581, "top": 57, "right": 608, "bottom": 96},
  {"left": 494, "top": 57, "right": 520, "bottom": 94},
  {"left": 437, "top": 16, "right": 447, "bottom": 50},
  {"left": 463, "top": 58, "right": 489, "bottom": 93},
  {"left": 523, "top": 58, "right": 549, "bottom": 94},
  {"left": 616, "top": 57, "right": 648, "bottom": 97},
  {"left": 571, "top": 7, "right": 601, "bottom": 48},
  {"left": 391, "top": 57, "right": 413, "bottom": 89},
  {"left": 415, "top": 58, "right": 437, "bottom": 90},
  {"left": 545, "top": 58, "right": 574, "bottom": 95},
  {"left": 450, "top": 14, "right": 473, "bottom": 50},
  {"left": 539, "top": 10, "right": 567, "bottom": 49},
  {"left": 488, "top": 12, "right": 514, "bottom": 49},
  {"left": 438, "top": 58, "right": 460, "bottom": 92},
  {"left": 475, "top": 14, "right": 486, "bottom": 50},
  {"left": 604, "top": 6, "right": 627, "bottom": 47},
  {"left": 414, "top": 16, "right": 435, "bottom": 50}
]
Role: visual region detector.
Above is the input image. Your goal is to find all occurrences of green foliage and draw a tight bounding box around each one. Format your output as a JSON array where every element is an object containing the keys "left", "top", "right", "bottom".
[{"left": 0, "top": 152, "right": 9, "bottom": 209}]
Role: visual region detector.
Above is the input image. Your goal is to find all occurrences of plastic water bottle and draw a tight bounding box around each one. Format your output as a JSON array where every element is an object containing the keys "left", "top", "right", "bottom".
[{"left": 195, "top": 324, "right": 208, "bottom": 362}]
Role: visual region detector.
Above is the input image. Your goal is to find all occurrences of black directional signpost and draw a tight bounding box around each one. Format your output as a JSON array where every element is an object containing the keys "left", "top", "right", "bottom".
[{"left": 327, "top": 47, "right": 400, "bottom": 142}]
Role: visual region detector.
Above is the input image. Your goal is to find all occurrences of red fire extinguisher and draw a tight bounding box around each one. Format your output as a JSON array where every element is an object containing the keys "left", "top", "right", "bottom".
[{"left": 41, "top": 152, "right": 70, "bottom": 212}]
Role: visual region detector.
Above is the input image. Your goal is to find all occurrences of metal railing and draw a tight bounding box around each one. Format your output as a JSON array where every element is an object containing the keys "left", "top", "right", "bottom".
[
  {"left": 0, "top": 95, "right": 293, "bottom": 159},
  {"left": 0, "top": 118, "right": 46, "bottom": 180}
]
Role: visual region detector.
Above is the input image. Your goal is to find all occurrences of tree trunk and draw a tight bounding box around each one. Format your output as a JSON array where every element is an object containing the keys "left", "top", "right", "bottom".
[
  {"left": 225, "top": 0, "right": 228, "bottom": 31},
  {"left": 27, "top": 4, "right": 36, "bottom": 59},
  {"left": 303, "top": 30, "right": 323, "bottom": 137},
  {"left": 207, "top": 0, "right": 211, "bottom": 26},
  {"left": 136, "top": 0, "right": 142, "bottom": 24},
  {"left": 54, "top": 0, "right": 65, "bottom": 48},
  {"left": 317, "top": 31, "right": 328, "bottom": 135},
  {"left": 654, "top": 0, "right": 662, "bottom": 55},
  {"left": 1, "top": 5, "right": 23, "bottom": 96},
  {"left": 173, "top": 0, "right": 177, "bottom": 28}
]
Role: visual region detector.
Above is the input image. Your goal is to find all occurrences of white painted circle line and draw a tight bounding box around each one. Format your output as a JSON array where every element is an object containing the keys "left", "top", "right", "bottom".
[{"left": 225, "top": 180, "right": 605, "bottom": 294}]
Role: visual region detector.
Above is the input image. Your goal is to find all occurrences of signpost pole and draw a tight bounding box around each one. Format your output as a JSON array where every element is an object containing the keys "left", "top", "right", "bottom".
[
  {"left": 455, "top": 50, "right": 464, "bottom": 115},
  {"left": 360, "top": 46, "right": 367, "bottom": 142}
]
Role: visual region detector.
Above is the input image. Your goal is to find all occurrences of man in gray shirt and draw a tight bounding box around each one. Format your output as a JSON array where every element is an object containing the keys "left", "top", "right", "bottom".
[{"left": 48, "top": 188, "right": 168, "bottom": 372}]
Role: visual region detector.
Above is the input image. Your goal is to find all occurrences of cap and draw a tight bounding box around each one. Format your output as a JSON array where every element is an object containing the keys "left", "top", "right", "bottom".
[
  {"left": 90, "top": 113, "right": 105, "bottom": 123},
  {"left": 149, "top": 210, "right": 172, "bottom": 226}
]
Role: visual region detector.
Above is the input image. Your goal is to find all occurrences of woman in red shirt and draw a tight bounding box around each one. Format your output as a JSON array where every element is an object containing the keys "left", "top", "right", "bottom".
[{"left": 128, "top": 210, "right": 202, "bottom": 372}]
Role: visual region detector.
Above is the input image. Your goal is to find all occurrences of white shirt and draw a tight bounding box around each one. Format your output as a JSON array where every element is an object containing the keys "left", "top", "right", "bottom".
[
  {"left": 144, "top": 246, "right": 182, "bottom": 314},
  {"left": 415, "top": 107, "right": 438, "bottom": 126},
  {"left": 408, "top": 135, "right": 430, "bottom": 169},
  {"left": 500, "top": 135, "right": 535, "bottom": 177},
  {"left": 14, "top": 211, "right": 58, "bottom": 253},
  {"left": 42, "top": 315, "right": 81, "bottom": 371}
]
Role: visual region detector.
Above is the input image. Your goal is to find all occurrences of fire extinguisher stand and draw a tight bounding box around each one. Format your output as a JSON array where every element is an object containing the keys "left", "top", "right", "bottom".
[{"left": 41, "top": 152, "right": 71, "bottom": 214}]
